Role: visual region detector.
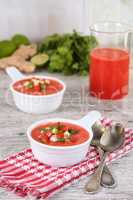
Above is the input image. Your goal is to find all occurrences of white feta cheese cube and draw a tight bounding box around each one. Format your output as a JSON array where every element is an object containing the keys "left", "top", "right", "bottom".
[
  {"left": 50, "top": 135, "right": 58, "bottom": 142},
  {"left": 64, "top": 131, "right": 71, "bottom": 138}
]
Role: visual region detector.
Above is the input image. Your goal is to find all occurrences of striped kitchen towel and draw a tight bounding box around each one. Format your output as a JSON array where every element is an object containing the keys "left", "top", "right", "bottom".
[{"left": 0, "top": 119, "right": 133, "bottom": 199}]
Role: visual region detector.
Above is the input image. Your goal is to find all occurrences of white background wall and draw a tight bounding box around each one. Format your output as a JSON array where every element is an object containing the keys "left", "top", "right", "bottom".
[{"left": 0, "top": 0, "right": 133, "bottom": 41}]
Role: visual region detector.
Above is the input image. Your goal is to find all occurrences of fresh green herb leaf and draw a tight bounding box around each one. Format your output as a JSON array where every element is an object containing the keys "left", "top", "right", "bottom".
[
  {"left": 40, "top": 83, "right": 46, "bottom": 91},
  {"left": 27, "top": 82, "right": 33, "bottom": 89},
  {"left": 51, "top": 127, "right": 59, "bottom": 134},
  {"left": 57, "top": 138, "right": 65, "bottom": 142},
  {"left": 68, "top": 129, "right": 79, "bottom": 135},
  {"left": 45, "top": 127, "right": 51, "bottom": 130},
  {"left": 39, "top": 30, "right": 98, "bottom": 76},
  {"left": 40, "top": 127, "right": 50, "bottom": 133}
]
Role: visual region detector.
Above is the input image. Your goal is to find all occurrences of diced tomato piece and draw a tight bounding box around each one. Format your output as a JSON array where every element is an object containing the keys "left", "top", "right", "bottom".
[
  {"left": 34, "top": 84, "right": 41, "bottom": 92},
  {"left": 46, "top": 131, "right": 52, "bottom": 138},
  {"left": 56, "top": 133, "right": 64, "bottom": 139},
  {"left": 71, "top": 134, "right": 80, "bottom": 142},
  {"left": 41, "top": 135, "right": 49, "bottom": 144}
]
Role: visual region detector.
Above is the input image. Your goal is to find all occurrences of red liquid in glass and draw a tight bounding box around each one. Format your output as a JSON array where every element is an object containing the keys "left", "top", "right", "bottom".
[{"left": 90, "top": 48, "right": 130, "bottom": 99}]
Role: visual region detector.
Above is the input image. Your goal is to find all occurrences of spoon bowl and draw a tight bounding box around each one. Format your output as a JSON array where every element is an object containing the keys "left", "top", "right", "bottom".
[{"left": 100, "top": 123, "right": 125, "bottom": 152}]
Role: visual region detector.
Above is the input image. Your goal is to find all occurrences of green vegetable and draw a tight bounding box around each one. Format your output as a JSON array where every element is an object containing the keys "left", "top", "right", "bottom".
[
  {"left": 39, "top": 30, "right": 98, "bottom": 75},
  {"left": 51, "top": 127, "right": 59, "bottom": 134},
  {"left": 57, "top": 138, "right": 65, "bottom": 142},
  {"left": 0, "top": 40, "right": 16, "bottom": 58},
  {"left": 12, "top": 34, "right": 30, "bottom": 48},
  {"left": 26, "top": 82, "right": 33, "bottom": 89},
  {"left": 40, "top": 127, "right": 50, "bottom": 133},
  {"left": 68, "top": 129, "right": 79, "bottom": 135},
  {"left": 40, "top": 83, "right": 46, "bottom": 91},
  {"left": 31, "top": 53, "right": 49, "bottom": 67},
  {"left": 49, "top": 54, "right": 64, "bottom": 72}
]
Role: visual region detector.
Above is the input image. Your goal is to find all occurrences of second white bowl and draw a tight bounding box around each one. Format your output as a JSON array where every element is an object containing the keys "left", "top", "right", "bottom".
[{"left": 7, "top": 67, "right": 66, "bottom": 114}]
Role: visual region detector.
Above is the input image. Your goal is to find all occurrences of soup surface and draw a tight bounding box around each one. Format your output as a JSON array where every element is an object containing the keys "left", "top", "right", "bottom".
[
  {"left": 13, "top": 77, "right": 63, "bottom": 95},
  {"left": 31, "top": 122, "right": 89, "bottom": 146}
]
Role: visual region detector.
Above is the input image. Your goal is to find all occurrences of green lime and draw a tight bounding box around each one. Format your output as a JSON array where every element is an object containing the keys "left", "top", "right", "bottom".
[
  {"left": 0, "top": 40, "right": 16, "bottom": 58},
  {"left": 12, "top": 34, "right": 30, "bottom": 48},
  {"left": 31, "top": 53, "right": 49, "bottom": 67}
]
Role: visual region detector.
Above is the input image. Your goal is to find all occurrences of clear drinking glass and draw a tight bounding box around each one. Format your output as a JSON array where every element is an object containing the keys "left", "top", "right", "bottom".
[
  {"left": 89, "top": 22, "right": 133, "bottom": 100},
  {"left": 88, "top": 22, "right": 133, "bottom": 125}
]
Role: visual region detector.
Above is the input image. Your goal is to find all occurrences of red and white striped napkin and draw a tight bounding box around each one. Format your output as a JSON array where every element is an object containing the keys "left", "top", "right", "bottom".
[{"left": 0, "top": 119, "right": 133, "bottom": 199}]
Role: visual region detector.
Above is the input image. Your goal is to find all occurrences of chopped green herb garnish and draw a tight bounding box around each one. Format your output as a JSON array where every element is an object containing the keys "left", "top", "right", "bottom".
[
  {"left": 45, "top": 127, "right": 51, "bottom": 130},
  {"left": 27, "top": 82, "right": 33, "bottom": 89},
  {"left": 68, "top": 129, "right": 79, "bottom": 135},
  {"left": 40, "top": 127, "right": 50, "bottom": 133},
  {"left": 40, "top": 83, "right": 46, "bottom": 91},
  {"left": 51, "top": 127, "right": 59, "bottom": 134},
  {"left": 57, "top": 138, "right": 65, "bottom": 142},
  {"left": 40, "top": 126, "right": 60, "bottom": 134}
]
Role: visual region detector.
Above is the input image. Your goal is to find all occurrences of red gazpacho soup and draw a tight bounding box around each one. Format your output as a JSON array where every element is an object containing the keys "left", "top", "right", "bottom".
[
  {"left": 13, "top": 77, "right": 63, "bottom": 96},
  {"left": 31, "top": 122, "right": 89, "bottom": 146}
]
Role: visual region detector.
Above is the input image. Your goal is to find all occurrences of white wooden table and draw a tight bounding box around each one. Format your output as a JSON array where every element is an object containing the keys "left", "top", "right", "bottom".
[{"left": 0, "top": 70, "right": 133, "bottom": 200}]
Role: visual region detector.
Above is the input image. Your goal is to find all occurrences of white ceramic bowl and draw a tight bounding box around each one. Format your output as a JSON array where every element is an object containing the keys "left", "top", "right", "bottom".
[
  {"left": 7, "top": 67, "right": 66, "bottom": 114},
  {"left": 27, "top": 111, "right": 101, "bottom": 167}
]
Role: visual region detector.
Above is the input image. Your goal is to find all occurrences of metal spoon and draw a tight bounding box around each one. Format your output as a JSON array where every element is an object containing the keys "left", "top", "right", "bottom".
[
  {"left": 91, "top": 122, "right": 116, "bottom": 188},
  {"left": 85, "top": 123, "right": 125, "bottom": 193}
]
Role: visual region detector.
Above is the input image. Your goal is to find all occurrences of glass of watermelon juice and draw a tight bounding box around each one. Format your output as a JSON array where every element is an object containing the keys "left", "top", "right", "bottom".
[{"left": 89, "top": 22, "right": 132, "bottom": 100}]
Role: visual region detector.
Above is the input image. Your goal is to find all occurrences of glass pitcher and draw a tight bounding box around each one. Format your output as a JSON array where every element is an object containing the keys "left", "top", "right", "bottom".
[{"left": 89, "top": 22, "right": 133, "bottom": 100}]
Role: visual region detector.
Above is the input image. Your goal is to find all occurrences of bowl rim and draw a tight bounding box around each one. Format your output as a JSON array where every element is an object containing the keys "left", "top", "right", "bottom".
[
  {"left": 27, "top": 118, "right": 93, "bottom": 150},
  {"left": 10, "top": 75, "right": 66, "bottom": 98}
]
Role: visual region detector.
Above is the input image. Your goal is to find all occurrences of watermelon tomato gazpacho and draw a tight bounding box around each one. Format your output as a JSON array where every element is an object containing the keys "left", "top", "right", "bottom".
[
  {"left": 13, "top": 77, "right": 63, "bottom": 95},
  {"left": 31, "top": 122, "right": 90, "bottom": 146}
]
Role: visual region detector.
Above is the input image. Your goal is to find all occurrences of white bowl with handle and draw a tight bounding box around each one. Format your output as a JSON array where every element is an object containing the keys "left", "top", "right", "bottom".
[
  {"left": 27, "top": 111, "right": 101, "bottom": 167},
  {"left": 6, "top": 67, "right": 66, "bottom": 114}
]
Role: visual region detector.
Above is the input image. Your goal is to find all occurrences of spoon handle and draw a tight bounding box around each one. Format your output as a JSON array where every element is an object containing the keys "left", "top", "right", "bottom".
[
  {"left": 85, "top": 151, "right": 108, "bottom": 193},
  {"left": 98, "top": 147, "right": 116, "bottom": 188}
]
